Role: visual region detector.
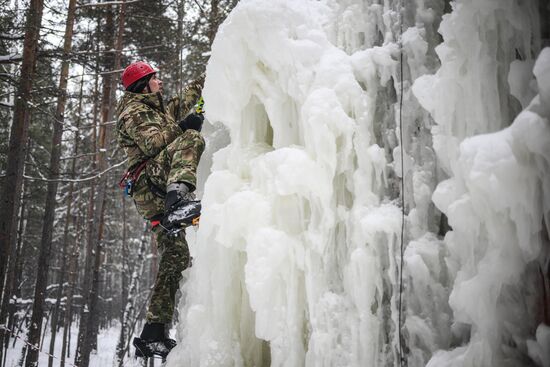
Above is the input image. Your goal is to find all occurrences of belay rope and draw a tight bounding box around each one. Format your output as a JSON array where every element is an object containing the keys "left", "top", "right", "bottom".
[{"left": 397, "top": 1, "right": 407, "bottom": 366}]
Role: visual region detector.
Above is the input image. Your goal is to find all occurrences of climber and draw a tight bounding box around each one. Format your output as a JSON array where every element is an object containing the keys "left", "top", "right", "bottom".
[{"left": 116, "top": 61, "right": 206, "bottom": 360}]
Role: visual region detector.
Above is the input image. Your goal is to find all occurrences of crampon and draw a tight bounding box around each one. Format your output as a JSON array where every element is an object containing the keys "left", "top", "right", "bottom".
[
  {"left": 133, "top": 336, "right": 177, "bottom": 363},
  {"left": 160, "top": 200, "right": 201, "bottom": 236}
]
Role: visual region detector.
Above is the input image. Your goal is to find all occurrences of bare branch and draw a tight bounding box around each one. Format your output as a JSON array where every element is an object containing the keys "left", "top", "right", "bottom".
[
  {"left": 59, "top": 152, "right": 101, "bottom": 161},
  {"left": 19, "top": 159, "right": 128, "bottom": 183},
  {"left": 0, "top": 53, "right": 22, "bottom": 63},
  {"left": 77, "top": 0, "right": 141, "bottom": 8},
  {"left": 0, "top": 33, "right": 25, "bottom": 40}
]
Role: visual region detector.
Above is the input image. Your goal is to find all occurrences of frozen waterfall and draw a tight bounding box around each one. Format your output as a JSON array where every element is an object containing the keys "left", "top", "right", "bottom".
[{"left": 167, "top": 0, "right": 550, "bottom": 366}]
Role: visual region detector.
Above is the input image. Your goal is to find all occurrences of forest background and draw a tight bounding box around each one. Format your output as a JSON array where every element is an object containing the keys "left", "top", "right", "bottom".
[{"left": 0, "top": 0, "right": 237, "bottom": 366}]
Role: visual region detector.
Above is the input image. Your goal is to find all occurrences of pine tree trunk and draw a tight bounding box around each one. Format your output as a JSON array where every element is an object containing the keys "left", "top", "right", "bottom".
[
  {"left": 121, "top": 229, "right": 154, "bottom": 360},
  {"left": 208, "top": 0, "right": 220, "bottom": 45},
  {"left": 5, "top": 164, "right": 31, "bottom": 360},
  {"left": 79, "top": 2, "right": 126, "bottom": 365},
  {"left": 39, "top": 309, "right": 52, "bottom": 351},
  {"left": 0, "top": 163, "right": 27, "bottom": 360},
  {"left": 75, "top": 181, "right": 96, "bottom": 363},
  {"left": 3, "top": 187, "right": 27, "bottom": 355},
  {"left": 53, "top": 146, "right": 79, "bottom": 366},
  {"left": 50, "top": 42, "right": 83, "bottom": 367},
  {"left": 90, "top": 204, "right": 107, "bottom": 351},
  {"left": 176, "top": 0, "right": 185, "bottom": 94},
  {"left": 0, "top": 0, "right": 45, "bottom": 362},
  {"left": 47, "top": 254, "right": 66, "bottom": 367},
  {"left": 115, "top": 197, "right": 128, "bottom": 366},
  {"left": 23, "top": 1, "right": 78, "bottom": 365},
  {"left": 75, "top": 18, "right": 102, "bottom": 363},
  {"left": 115, "top": 224, "right": 150, "bottom": 366},
  {"left": 61, "top": 189, "right": 83, "bottom": 367}
]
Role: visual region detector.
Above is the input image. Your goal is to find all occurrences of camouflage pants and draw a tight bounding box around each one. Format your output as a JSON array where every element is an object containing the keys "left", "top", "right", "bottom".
[
  {"left": 132, "top": 129, "right": 205, "bottom": 220},
  {"left": 146, "top": 227, "right": 190, "bottom": 323},
  {"left": 131, "top": 129, "right": 204, "bottom": 323},
  {"left": 148, "top": 128, "right": 205, "bottom": 196}
]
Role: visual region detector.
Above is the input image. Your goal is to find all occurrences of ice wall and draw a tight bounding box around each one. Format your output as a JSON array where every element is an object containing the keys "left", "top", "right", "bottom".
[
  {"left": 410, "top": 2, "right": 549, "bottom": 366},
  {"left": 167, "top": 0, "right": 549, "bottom": 366}
]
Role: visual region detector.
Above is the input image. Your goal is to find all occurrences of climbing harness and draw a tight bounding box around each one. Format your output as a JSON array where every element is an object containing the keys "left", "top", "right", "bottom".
[{"left": 118, "top": 160, "right": 148, "bottom": 197}]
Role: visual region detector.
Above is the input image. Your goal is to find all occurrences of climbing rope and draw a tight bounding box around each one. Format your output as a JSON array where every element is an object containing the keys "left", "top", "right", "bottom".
[
  {"left": 397, "top": 1, "right": 407, "bottom": 367},
  {"left": 0, "top": 324, "right": 79, "bottom": 367}
]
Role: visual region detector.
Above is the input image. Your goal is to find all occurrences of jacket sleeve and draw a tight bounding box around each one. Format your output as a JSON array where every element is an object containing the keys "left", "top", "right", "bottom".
[
  {"left": 166, "top": 74, "right": 206, "bottom": 122},
  {"left": 124, "top": 109, "right": 180, "bottom": 158}
]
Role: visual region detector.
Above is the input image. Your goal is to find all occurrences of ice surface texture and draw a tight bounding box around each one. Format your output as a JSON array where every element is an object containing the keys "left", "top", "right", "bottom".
[{"left": 166, "top": 0, "right": 549, "bottom": 366}]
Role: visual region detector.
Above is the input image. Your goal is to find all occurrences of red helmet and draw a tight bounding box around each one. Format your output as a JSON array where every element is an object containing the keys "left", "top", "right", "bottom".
[{"left": 121, "top": 61, "right": 156, "bottom": 89}]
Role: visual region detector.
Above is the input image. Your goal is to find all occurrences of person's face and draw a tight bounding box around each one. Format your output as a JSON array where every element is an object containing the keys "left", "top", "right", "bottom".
[{"left": 148, "top": 74, "right": 163, "bottom": 94}]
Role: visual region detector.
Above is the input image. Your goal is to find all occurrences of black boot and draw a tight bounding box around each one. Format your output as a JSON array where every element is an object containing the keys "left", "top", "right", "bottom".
[
  {"left": 162, "top": 183, "right": 201, "bottom": 230},
  {"left": 133, "top": 323, "right": 176, "bottom": 359},
  {"left": 140, "top": 322, "right": 165, "bottom": 341}
]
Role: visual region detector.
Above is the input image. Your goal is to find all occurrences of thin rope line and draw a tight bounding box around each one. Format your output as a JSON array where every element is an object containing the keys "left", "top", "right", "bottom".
[
  {"left": 397, "top": 1, "right": 407, "bottom": 366},
  {"left": 0, "top": 324, "right": 79, "bottom": 367}
]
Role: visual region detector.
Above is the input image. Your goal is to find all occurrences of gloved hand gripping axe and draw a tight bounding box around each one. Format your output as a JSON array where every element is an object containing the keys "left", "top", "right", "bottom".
[
  {"left": 195, "top": 96, "right": 204, "bottom": 114},
  {"left": 178, "top": 96, "right": 205, "bottom": 132}
]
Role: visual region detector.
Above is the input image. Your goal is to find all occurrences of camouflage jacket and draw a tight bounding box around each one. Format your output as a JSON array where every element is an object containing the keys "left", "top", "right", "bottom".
[{"left": 116, "top": 76, "right": 205, "bottom": 170}]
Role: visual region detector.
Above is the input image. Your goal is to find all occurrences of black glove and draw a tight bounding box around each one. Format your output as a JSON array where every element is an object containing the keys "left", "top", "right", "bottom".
[{"left": 178, "top": 113, "right": 204, "bottom": 132}]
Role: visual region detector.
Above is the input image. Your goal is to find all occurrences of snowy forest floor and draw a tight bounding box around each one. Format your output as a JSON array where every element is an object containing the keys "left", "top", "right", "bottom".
[{"left": 3, "top": 322, "right": 170, "bottom": 367}]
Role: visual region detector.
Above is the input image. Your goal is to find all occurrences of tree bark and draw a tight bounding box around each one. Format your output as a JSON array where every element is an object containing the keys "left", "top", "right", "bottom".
[
  {"left": 58, "top": 70, "right": 84, "bottom": 367},
  {"left": 79, "top": 1, "right": 126, "bottom": 365},
  {"left": 49, "top": 20, "right": 82, "bottom": 367},
  {"left": 74, "top": 180, "right": 97, "bottom": 364},
  {"left": 176, "top": 0, "right": 185, "bottom": 94},
  {"left": 0, "top": 154, "right": 28, "bottom": 360},
  {"left": 208, "top": 0, "right": 220, "bottom": 45},
  {"left": 0, "top": 0, "right": 45, "bottom": 362},
  {"left": 61, "top": 188, "right": 83, "bottom": 367},
  {"left": 115, "top": 197, "right": 128, "bottom": 366},
  {"left": 39, "top": 309, "right": 52, "bottom": 351},
  {"left": 123, "top": 225, "right": 152, "bottom": 361},
  {"left": 115, "top": 223, "right": 150, "bottom": 366},
  {"left": 3, "top": 183, "right": 27, "bottom": 356},
  {"left": 23, "top": 0, "right": 78, "bottom": 365},
  {"left": 47, "top": 225, "right": 68, "bottom": 365},
  {"left": 75, "top": 15, "right": 102, "bottom": 364}
]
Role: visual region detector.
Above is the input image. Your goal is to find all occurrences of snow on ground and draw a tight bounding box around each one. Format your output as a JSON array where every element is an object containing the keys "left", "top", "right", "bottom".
[
  {"left": 168, "top": 0, "right": 549, "bottom": 367},
  {"left": 3, "top": 322, "right": 149, "bottom": 367}
]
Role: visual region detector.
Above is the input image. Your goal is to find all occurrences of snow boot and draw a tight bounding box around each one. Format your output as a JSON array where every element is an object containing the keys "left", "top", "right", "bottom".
[
  {"left": 133, "top": 323, "right": 176, "bottom": 360},
  {"left": 162, "top": 182, "right": 201, "bottom": 231}
]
